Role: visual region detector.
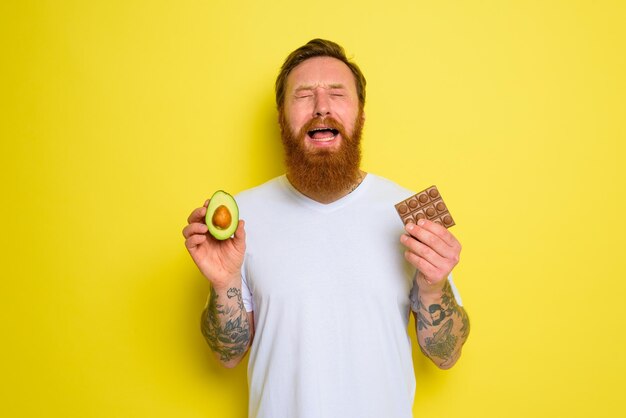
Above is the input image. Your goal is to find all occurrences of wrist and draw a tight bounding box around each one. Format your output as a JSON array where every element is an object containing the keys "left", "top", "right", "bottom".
[
  {"left": 211, "top": 275, "right": 242, "bottom": 294},
  {"left": 416, "top": 279, "right": 447, "bottom": 302}
]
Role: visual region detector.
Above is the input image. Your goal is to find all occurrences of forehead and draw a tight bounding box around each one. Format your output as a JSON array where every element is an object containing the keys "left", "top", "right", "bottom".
[{"left": 286, "top": 56, "right": 357, "bottom": 92}]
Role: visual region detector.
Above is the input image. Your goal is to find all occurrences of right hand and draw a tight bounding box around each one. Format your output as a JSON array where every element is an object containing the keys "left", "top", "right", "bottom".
[{"left": 182, "top": 199, "right": 246, "bottom": 289}]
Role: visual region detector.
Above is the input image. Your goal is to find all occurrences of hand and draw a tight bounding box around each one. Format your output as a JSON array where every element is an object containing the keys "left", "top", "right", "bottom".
[
  {"left": 400, "top": 219, "right": 462, "bottom": 293},
  {"left": 182, "top": 199, "right": 246, "bottom": 289}
]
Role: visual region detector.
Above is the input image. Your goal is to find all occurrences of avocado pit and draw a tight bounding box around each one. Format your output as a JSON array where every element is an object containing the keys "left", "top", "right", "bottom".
[{"left": 212, "top": 205, "right": 232, "bottom": 230}]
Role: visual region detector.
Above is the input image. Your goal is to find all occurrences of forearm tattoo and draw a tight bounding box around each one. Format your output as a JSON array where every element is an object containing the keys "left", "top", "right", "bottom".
[
  {"left": 200, "top": 287, "right": 251, "bottom": 362},
  {"left": 412, "top": 281, "right": 470, "bottom": 364}
]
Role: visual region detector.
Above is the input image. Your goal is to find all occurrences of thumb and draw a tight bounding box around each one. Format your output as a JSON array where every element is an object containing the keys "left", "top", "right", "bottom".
[{"left": 233, "top": 219, "right": 246, "bottom": 250}]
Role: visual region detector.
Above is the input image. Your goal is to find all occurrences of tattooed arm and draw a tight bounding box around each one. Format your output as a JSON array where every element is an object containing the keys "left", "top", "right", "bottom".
[
  {"left": 201, "top": 284, "right": 254, "bottom": 368},
  {"left": 400, "top": 218, "right": 469, "bottom": 369},
  {"left": 411, "top": 280, "right": 470, "bottom": 369},
  {"left": 183, "top": 200, "right": 253, "bottom": 368}
]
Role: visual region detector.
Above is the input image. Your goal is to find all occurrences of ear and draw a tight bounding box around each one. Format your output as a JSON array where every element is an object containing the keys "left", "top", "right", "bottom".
[
  {"left": 278, "top": 108, "right": 285, "bottom": 126},
  {"left": 277, "top": 109, "right": 288, "bottom": 135}
]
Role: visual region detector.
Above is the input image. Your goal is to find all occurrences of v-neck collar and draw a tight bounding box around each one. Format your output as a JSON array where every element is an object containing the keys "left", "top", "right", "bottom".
[{"left": 279, "top": 173, "right": 372, "bottom": 213}]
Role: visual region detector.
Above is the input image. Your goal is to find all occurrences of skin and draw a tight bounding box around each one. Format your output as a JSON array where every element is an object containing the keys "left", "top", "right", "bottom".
[
  {"left": 182, "top": 200, "right": 254, "bottom": 368},
  {"left": 283, "top": 56, "right": 362, "bottom": 153},
  {"left": 184, "top": 55, "right": 469, "bottom": 369},
  {"left": 401, "top": 219, "right": 469, "bottom": 368}
]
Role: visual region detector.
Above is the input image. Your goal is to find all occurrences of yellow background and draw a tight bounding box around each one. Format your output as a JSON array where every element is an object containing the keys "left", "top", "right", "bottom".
[{"left": 2, "top": 1, "right": 625, "bottom": 417}]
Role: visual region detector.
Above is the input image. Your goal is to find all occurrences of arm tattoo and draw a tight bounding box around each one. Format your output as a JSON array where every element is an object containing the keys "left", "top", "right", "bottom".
[
  {"left": 200, "top": 287, "right": 251, "bottom": 362},
  {"left": 424, "top": 319, "right": 457, "bottom": 359},
  {"left": 414, "top": 280, "right": 470, "bottom": 363}
]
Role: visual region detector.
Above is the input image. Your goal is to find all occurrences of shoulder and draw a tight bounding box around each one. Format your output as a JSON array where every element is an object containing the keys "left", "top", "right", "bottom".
[
  {"left": 234, "top": 176, "right": 293, "bottom": 220},
  {"left": 364, "top": 173, "right": 415, "bottom": 202},
  {"left": 235, "top": 176, "right": 286, "bottom": 204}
]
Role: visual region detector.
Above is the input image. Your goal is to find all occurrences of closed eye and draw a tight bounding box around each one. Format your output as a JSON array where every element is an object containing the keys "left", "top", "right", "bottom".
[{"left": 330, "top": 88, "right": 346, "bottom": 97}]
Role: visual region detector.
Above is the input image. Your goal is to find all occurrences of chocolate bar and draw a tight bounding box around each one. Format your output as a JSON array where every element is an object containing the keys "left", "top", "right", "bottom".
[{"left": 394, "top": 186, "right": 455, "bottom": 228}]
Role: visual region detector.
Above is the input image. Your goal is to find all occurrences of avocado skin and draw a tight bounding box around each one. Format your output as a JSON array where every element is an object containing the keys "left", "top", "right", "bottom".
[{"left": 205, "top": 190, "right": 239, "bottom": 240}]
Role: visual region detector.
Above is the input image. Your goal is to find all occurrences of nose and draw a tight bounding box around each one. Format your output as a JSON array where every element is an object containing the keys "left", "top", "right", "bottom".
[{"left": 313, "top": 91, "right": 331, "bottom": 118}]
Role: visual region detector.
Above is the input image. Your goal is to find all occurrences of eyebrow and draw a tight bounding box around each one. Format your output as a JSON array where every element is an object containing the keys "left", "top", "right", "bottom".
[{"left": 294, "top": 83, "right": 347, "bottom": 92}]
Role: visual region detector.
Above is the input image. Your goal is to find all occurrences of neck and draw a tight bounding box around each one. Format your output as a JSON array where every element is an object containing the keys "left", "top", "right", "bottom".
[{"left": 287, "top": 170, "right": 367, "bottom": 204}]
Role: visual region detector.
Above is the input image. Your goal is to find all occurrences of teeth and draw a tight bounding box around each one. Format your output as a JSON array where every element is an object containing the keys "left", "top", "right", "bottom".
[
  {"left": 310, "top": 135, "right": 336, "bottom": 142},
  {"left": 308, "top": 126, "right": 338, "bottom": 143}
]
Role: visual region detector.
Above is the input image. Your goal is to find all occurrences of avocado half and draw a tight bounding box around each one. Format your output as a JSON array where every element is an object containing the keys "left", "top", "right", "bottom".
[{"left": 205, "top": 190, "right": 239, "bottom": 240}]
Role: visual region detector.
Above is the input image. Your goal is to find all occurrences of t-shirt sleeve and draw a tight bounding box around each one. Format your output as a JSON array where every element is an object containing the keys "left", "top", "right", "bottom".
[
  {"left": 241, "top": 258, "right": 254, "bottom": 312},
  {"left": 447, "top": 273, "right": 463, "bottom": 306}
]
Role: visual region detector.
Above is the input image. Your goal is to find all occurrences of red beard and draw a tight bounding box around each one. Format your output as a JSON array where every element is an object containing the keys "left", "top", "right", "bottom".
[{"left": 279, "top": 110, "right": 364, "bottom": 198}]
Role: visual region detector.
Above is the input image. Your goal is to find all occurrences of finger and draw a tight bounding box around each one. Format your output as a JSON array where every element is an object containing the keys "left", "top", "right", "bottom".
[
  {"left": 187, "top": 205, "right": 208, "bottom": 224},
  {"left": 404, "top": 250, "right": 440, "bottom": 279},
  {"left": 405, "top": 222, "right": 454, "bottom": 259},
  {"left": 232, "top": 220, "right": 246, "bottom": 249},
  {"left": 182, "top": 222, "right": 208, "bottom": 239},
  {"left": 185, "top": 233, "right": 208, "bottom": 249},
  {"left": 419, "top": 219, "right": 462, "bottom": 262},
  {"left": 401, "top": 233, "right": 447, "bottom": 268},
  {"left": 416, "top": 218, "right": 460, "bottom": 249}
]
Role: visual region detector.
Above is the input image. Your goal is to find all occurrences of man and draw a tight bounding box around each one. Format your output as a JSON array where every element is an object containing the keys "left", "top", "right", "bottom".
[{"left": 183, "top": 39, "right": 470, "bottom": 418}]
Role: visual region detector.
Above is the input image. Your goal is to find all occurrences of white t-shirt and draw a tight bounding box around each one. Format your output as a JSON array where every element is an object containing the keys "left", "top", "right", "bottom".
[{"left": 236, "top": 174, "right": 460, "bottom": 418}]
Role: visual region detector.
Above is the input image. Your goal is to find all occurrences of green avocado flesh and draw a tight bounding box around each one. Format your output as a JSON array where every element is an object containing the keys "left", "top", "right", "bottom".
[{"left": 206, "top": 190, "right": 239, "bottom": 240}]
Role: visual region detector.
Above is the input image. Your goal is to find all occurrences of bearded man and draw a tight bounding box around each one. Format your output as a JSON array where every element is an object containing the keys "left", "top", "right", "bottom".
[{"left": 183, "top": 39, "right": 470, "bottom": 418}]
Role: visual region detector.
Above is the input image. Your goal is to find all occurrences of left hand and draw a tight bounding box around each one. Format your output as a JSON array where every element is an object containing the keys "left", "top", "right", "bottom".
[{"left": 400, "top": 219, "right": 462, "bottom": 292}]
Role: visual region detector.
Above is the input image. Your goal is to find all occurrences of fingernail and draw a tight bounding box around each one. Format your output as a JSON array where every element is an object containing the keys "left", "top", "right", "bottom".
[
  {"left": 406, "top": 223, "right": 414, "bottom": 231},
  {"left": 417, "top": 219, "right": 425, "bottom": 226}
]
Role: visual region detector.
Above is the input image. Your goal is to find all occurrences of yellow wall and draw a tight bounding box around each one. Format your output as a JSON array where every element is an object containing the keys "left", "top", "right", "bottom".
[{"left": 2, "top": 1, "right": 625, "bottom": 417}]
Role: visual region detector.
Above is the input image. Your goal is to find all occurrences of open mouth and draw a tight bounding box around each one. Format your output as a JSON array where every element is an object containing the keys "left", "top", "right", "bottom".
[{"left": 307, "top": 127, "right": 340, "bottom": 142}]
